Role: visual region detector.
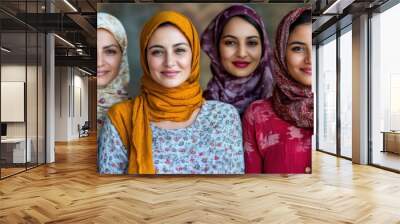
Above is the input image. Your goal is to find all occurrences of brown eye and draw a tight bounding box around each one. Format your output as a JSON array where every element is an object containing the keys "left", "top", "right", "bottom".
[
  {"left": 224, "top": 40, "right": 236, "bottom": 46},
  {"left": 292, "top": 46, "right": 304, "bottom": 52},
  {"left": 247, "top": 40, "right": 259, "bottom": 47},
  {"left": 175, "top": 48, "right": 187, "bottom": 55},
  {"left": 151, "top": 49, "right": 163, "bottom": 56},
  {"left": 105, "top": 49, "right": 117, "bottom": 55}
]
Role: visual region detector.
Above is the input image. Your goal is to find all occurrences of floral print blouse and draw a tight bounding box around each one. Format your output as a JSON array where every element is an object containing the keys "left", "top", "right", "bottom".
[
  {"left": 98, "top": 100, "right": 244, "bottom": 174},
  {"left": 242, "top": 99, "right": 312, "bottom": 174}
]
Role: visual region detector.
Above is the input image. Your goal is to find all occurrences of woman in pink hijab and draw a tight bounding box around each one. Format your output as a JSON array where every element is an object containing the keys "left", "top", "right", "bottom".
[{"left": 243, "top": 7, "right": 313, "bottom": 174}]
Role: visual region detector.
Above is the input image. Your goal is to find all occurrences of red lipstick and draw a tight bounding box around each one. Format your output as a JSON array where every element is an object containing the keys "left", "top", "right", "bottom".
[
  {"left": 301, "top": 67, "right": 312, "bottom": 76},
  {"left": 232, "top": 60, "right": 250, "bottom": 68}
]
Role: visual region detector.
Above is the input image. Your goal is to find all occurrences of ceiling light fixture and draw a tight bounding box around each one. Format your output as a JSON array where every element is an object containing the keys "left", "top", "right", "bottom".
[
  {"left": 322, "top": 0, "right": 355, "bottom": 15},
  {"left": 63, "top": 0, "right": 78, "bottom": 12},
  {"left": 54, "top": 34, "right": 75, "bottom": 48},
  {"left": 1, "top": 47, "right": 11, "bottom": 53},
  {"left": 78, "top": 67, "right": 93, "bottom": 76}
]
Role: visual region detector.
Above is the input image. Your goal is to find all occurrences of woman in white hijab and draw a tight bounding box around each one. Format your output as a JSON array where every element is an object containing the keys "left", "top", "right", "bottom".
[{"left": 97, "top": 12, "right": 130, "bottom": 130}]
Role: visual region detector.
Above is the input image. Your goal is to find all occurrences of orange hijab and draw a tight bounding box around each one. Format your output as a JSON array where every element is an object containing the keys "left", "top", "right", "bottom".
[{"left": 107, "top": 11, "right": 203, "bottom": 174}]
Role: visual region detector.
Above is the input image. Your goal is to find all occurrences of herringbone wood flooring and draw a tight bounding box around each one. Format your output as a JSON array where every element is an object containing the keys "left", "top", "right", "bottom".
[{"left": 1, "top": 135, "right": 400, "bottom": 223}]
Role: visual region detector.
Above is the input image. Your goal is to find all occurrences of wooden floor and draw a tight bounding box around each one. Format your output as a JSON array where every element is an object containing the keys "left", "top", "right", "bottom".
[
  {"left": 373, "top": 150, "right": 400, "bottom": 171},
  {"left": 1, "top": 163, "right": 45, "bottom": 178},
  {"left": 0, "top": 167, "right": 26, "bottom": 178},
  {"left": 1, "top": 135, "right": 400, "bottom": 223}
]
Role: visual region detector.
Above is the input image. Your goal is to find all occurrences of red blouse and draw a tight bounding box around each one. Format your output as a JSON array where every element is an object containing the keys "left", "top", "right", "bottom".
[{"left": 242, "top": 99, "right": 312, "bottom": 174}]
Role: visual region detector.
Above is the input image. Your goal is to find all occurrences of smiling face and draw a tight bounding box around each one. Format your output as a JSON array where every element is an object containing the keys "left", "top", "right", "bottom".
[
  {"left": 218, "top": 16, "right": 262, "bottom": 78},
  {"left": 146, "top": 24, "right": 192, "bottom": 88},
  {"left": 97, "top": 28, "right": 122, "bottom": 87},
  {"left": 285, "top": 23, "right": 312, "bottom": 86}
]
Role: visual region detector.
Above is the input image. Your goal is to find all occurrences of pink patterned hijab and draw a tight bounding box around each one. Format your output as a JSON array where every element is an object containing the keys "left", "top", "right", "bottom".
[
  {"left": 272, "top": 7, "right": 313, "bottom": 128},
  {"left": 201, "top": 4, "right": 274, "bottom": 114}
]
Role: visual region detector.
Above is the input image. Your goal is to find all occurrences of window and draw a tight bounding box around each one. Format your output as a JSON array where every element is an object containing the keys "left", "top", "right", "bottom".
[
  {"left": 339, "top": 27, "right": 352, "bottom": 158},
  {"left": 0, "top": 1, "right": 47, "bottom": 179},
  {"left": 317, "top": 36, "right": 337, "bottom": 155},
  {"left": 370, "top": 2, "right": 400, "bottom": 171}
]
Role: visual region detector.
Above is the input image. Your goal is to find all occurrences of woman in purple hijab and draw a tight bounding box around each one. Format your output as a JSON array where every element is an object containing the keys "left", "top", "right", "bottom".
[{"left": 201, "top": 4, "right": 274, "bottom": 114}]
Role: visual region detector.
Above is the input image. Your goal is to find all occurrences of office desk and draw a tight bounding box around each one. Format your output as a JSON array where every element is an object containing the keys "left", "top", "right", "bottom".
[
  {"left": 381, "top": 131, "right": 400, "bottom": 154},
  {"left": 1, "top": 138, "right": 31, "bottom": 163}
]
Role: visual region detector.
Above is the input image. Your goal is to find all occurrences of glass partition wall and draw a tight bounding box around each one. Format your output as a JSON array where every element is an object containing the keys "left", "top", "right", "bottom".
[
  {"left": 370, "top": 2, "right": 400, "bottom": 172},
  {"left": 0, "top": 30, "right": 27, "bottom": 177},
  {"left": 316, "top": 25, "right": 353, "bottom": 159},
  {"left": 0, "top": 1, "right": 46, "bottom": 179},
  {"left": 316, "top": 0, "right": 400, "bottom": 172},
  {"left": 317, "top": 35, "right": 337, "bottom": 155},
  {"left": 339, "top": 26, "right": 352, "bottom": 159}
]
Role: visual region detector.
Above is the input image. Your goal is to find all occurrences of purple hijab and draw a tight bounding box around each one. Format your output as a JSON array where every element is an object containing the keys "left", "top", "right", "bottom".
[{"left": 201, "top": 4, "right": 274, "bottom": 114}]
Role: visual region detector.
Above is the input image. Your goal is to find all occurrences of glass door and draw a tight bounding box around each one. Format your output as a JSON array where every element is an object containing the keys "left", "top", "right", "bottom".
[
  {"left": 0, "top": 0, "right": 46, "bottom": 179},
  {"left": 1, "top": 31, "right": 28, "bottom": 178},
  {"left": 370, "top": 2, "right": 400, "bottom": 171},
  {"left": 339, "top": 26, "right": 352, "bottom": 159},
  {"left": 317, "top": 35, "right": 337, "bottom": 155}
]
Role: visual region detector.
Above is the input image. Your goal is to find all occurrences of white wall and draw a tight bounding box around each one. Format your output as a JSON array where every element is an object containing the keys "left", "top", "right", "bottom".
[
  {"left": 1, "top": 66, "right": 26, "bottom": 129},
  {"left": 72, "top": 73, "right": 89, "bottom": 138},
  {"left": 55, "top": 66, "right": 69, "bottom": 141},
  {"left": 1, "top": 65, "right": 40, "bottom": 138},
  {"left": 1, "top": 65, "right": 26, "bottom": 140},
  {"left": 1, "top": 65, "right": 26, "bottom": 81},
  {"left": 1, "top": 64, "right": 46, "bottom": 164},
  {"left": 54, "top": 67, "right": 89, "bottom": 141}
]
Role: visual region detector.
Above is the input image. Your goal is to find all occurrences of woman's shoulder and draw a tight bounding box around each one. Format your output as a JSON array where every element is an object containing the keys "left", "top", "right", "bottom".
[
  {"left": 243, "top": 99, "right": 275, "bottom": 123},
  {"left": 245, "top": 99, "right": 273, "bottom": 113},
  {"left": 194, "top": 100, "right": 240, "bottom": 126},
  {"left": 195, "top": 101, "right": 241, "bottom": 134},
  {"left": 203, "top": 100, "right": 239, "bottom": 116},
  {"left": 108, "top": 99, "right": 134, "bottom": 117}
]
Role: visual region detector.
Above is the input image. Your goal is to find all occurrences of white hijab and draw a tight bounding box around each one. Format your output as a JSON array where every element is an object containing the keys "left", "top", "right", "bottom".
[{"left": 97, "top": 12, "right": 130, "bottom": 130}]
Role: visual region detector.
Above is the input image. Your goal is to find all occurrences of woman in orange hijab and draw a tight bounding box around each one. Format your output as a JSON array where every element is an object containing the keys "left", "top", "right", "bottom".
[{"left": 98, "top": 11, "right": 244, "bottom": 174}]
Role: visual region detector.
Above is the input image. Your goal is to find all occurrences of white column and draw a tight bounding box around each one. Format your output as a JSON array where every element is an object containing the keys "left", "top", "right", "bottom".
[
  {"left": 352, "top": 14, "right": 369, "bottom": 164},
  {"left": 46, "top": 1, "right": 56, "bottom": 163},
  {"left": 46, "top": 33, "right": 55, "bottom": 163}
]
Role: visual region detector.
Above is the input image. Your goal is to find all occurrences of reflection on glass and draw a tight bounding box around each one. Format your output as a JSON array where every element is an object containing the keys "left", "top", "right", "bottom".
[
  {"left": 1, "top": 32, "right": 27, "bottom": 177},
  {"left": 371, "top": 3, "right": 400, "bottom": 171},
  {"left": 0, "top": 0, "right": 46, "bottom": 178},
  {"left": 27, "top": 32, "right": 38, "bottom": 169},
  {"left": 340, "top": 28, "right": 352, "bottom": 158},
  {"left": 38, "top": 33, "right": 46, "bottom": 165},
  {"left": 318, "top": 37, "right": 337, "bottom": 154}
]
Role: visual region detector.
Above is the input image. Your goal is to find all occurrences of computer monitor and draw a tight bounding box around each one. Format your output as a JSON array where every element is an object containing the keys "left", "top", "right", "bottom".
[{"left": 1, "top": 123, "right": 7, "bottom": 137}]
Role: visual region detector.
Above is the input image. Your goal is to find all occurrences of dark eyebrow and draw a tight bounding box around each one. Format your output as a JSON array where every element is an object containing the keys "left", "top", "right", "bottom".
[
  {"left": 148, "top": 43, "right": 189, "bottom": 50},
  {"left": 288, "top": 41, "right": 306, "bottom": 46},
  {"left": 173, "top": 43, "right": 189, "bottom": 47},
  {"left": 148, "top": 45, "right": 164, "bottom": 50},
  {"left": 246, "top": 36, "right": 260, "bottom": 39},
  {"left": 103, "top": 44, "right": 119, "bottom": 49},
  {"left": 221, "top": 35, "right": 238, "bottom": 40},
  {"left": 222, "top": 35, "right": 260, "bottom": 40}
]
